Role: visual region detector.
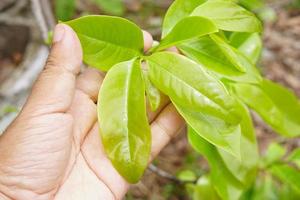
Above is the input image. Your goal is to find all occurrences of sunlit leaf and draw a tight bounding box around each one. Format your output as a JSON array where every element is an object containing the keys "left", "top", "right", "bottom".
[
  {"left": 186, "top": 101, "right": 258, "bottom": 184},
  {"left": 175, "top": 103, "right": 241, "bottom": 158},
  {"left": 189, "top": 175, "right": 220, "bottom": 200},
  {"left": 142, "top": 69, "right": 161, "bottom": 111},
  {"left": 98, "top": 59, "right": 151, "bottom": 183},
  {"left": 232, "top": 79, "right": 300, "bottom": 137},
  {"left": 157, "top": 16, "right": 218, "bottom": 51},
  {"left": 191, "top": 0, "right": 262, "bottom": 32},
  {"left": 269, "top": 164, "right": 300, "bottom": 194},
  {"left": 229, "top": 32, "right": 262, "bottom": 64},
  {"left": 188, "top": 127, "right": 243, "bottom": 200},
  {"left": 287, "top": 148, "right": 300, "bottom": 168},
  {"left": 179, "top": 35, "right": 262, "bottom": 84},
  {"left": 146, "top": 52, "right": 241, "bottom": 125},
  {"left": 65, "top": 15, "right": 143, "bottom": 71},
  {"left": 162, "top": 0, "right": 206, "bottom": 37},
  {"left": 263, "top": 143, "right": 286, "bottom": 166},
  {"left": 240, "top": 175, "right": 279, "bottom": 200}
]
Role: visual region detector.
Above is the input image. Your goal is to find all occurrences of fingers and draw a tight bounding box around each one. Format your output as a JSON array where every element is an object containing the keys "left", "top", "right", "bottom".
[
  {"left": 23, "top": 24, "right": 82, "bottom": 115},
  {"left": 76, "top": 68, "right": 105, "bottom": 103},
  {"left": 81, "top": 104, "right": 185, "bottom": 199},
  {"left": 68, "top": 68, "right": 104, "bottom": 150},
  {"left": 81, "top": 124, "right": 130, "bottom": 199},
  {"left": 143, "top": 30, "right": 153, "bottom": 52},
  {"left": 146, "top": 95, "right": 170, "bottom": 122},
  {"left": 150, "top": 104, "right": 185, "bottom": 160}
]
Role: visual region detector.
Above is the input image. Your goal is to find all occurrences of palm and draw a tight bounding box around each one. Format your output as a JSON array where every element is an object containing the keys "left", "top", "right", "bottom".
[{"left": 53, "top": 75, "right": 127, "bottom": 200}]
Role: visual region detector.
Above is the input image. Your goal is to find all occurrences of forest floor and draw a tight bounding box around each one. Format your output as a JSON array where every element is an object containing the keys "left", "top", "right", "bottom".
[{"left": 0, "top": 0, "right": 299, "bottom": 199}]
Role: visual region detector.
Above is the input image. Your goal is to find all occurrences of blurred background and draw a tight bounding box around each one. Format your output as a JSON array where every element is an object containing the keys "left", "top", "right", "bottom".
[{"left": 0, "top": 0, "right": 299, "bottom": 199}]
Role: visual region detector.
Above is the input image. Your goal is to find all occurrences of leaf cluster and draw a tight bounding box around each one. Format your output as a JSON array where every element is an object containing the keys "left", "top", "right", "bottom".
[{"left": 61, "top": 0, "right": 300, "bottom": 199}]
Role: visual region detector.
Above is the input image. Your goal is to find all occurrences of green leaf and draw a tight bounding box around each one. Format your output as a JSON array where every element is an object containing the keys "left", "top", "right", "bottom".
[
  {"left": 287, "top": 148, "right": 300, "bottom": 168},
  {"left": 190, "top": 175, "right": 220, "bottom": 200},
  {"left": 175, "top": 103, "right": 241, "bottom": 158},
  {"left": 232, "top": 79, "right": 300, "bottom": 137},
  {"left": 162, "top": 0, "right": 206, "bottom": 38},
  {"left": 142, "top": 69, "right": 161, "bottom": 111},
  {"left": 264, "top": 143, "right": 286, "bottom": 166},
  {"left": 93, "top": 0, "right": 124, "bottom": 15},
  {"left": 179, "top": 35, "right": 262, "bottom": 84},
  {"left": 98, "top": 59, "right": 151, "bottom": 183},
  {"left": 157, "top": 16, "right": 218, "bottom": 51},
  {"left": 210, "top": 34, "right": 245, "bottom": 72},
  {"left": 229, "top": 32, "right": 262, "bottom": 64},
  {"left": 188, "top": 127, "right": 243, "bottom": 200},
  {"left": 146, "top": 52, "right": 241, "bottom": 125},
  {"left": 65, "top": 15, "right": 144, "bottom": 71},
  {"left": 269, "top": 164, "right": 300, "bottom": 194},
  {"left": 217, "top": 101, "right": 259, "bottom": 185},
  {"left": 177, "top": 170, "right": 197, "bottom": 182},
  {"left": 241, "top": 175, "right": 279, "bottom": 200},
  {"left": 279, "top": 183, "right": 300, "bottom": 200},
  {"left": 238, "top": 0, "right": 264, "bottom": 11},
  {"left": 186, "top": 101, "right": 258, "bottom": 183},
  {"left": 191, "top": 0, "right": 262, "bottom": 32},
  {"left": 55, "top": 0, "right": 76, "bottom": 21}
]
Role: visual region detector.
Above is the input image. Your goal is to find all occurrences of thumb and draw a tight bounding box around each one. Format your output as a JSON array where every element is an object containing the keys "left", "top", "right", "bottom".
[{"left": 23, "top": 24, "right": 82, "bottom": 115}]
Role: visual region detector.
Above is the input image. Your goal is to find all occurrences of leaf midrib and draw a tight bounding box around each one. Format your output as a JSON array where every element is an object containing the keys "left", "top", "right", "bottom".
[
  {"left": 124, "top": 64, "right": 134, "bottom": 162},
  {"left": 149, "top": 59, "right": 229, "bottom": 113},
  {"left": 78, "top": 33, "right": 142, "bottom": 55}
]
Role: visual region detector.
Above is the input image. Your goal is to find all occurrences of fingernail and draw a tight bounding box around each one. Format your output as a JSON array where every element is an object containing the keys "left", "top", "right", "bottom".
[{"left": 53, "top": 24, "right": 66, "bottom": 43}]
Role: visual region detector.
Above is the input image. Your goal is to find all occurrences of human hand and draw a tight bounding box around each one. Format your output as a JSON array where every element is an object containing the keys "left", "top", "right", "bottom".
[{"left": 0, "top": 24, "right": 185, "bottom": 200}]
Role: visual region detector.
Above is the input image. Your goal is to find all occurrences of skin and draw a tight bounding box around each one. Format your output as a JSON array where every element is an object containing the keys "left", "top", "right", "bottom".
[{"left": 0, "top": 24, "right": 185, "bottom": 200}]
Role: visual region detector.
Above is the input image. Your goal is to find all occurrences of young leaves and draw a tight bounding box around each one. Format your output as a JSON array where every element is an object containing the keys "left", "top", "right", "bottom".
[
  {"left": 146, "top": 52, "right": 240, "bottom": 124},
  {"left": 142, "top": 70, "right": 161, "bottom": 111},
  {"left": 188, "top": 127, "right": 244, "bottom": 200},
  {"left": 157, "top": 16, "right": 218, "bottom": 51},
  {"left": 187, "top": 102, "right": 258, "bottom": 188},
  {"left": 232, "top": 79, "right": 300, "bottom": 137},
  {"left": 263, "top": 143, "right": 286, "bottom": 166},
  {"left": 175, "top": 103, "right": 241, "bottom": 158},
  {"left": 269, "top": 164, "right": 300, "bottom": 194},
  {"left": 162, "top": 0, "right": 206, "bottom": 37},
  {"left": 178, "top": 35, "right": 262, "bottom": 84},
  {"left": 229, "top": 32, "right": 262, "bottom": 64},
  {"left": 187, "top": 175, "right": 220, "bottom": 200},
  {"left": 288, "top": 148, "right": 300, "bottom": 168},
  {"left": 65, "top": 16, "right": 144, "bottom": 71},
  {"left": 191, "top": 0, "right": 262, "bottom": 32},
  {"left": 98, "top": 59, "right": 151, "bottom": 183}
]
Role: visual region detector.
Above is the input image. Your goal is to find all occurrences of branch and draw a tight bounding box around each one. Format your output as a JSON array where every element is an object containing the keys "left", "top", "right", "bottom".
[
  {"left": 0, "top": 15, "right": 34, "bottom": 26},
  {"left": 40, "top": 0, "right": 55, "bottom": 29},
  {"left": 30, "top": 0, "right": 49, "bottom": 41},
  {"left": 148, "top": 164, "right": 197, "bottom": 184},
  {"left": 5, "top": 0, "right": 27, "bottom": 15}
]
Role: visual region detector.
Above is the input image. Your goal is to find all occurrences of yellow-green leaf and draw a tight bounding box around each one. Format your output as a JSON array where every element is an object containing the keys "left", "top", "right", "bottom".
[{"left": 98, "top": 59, "right": 151, "bottom": 183}]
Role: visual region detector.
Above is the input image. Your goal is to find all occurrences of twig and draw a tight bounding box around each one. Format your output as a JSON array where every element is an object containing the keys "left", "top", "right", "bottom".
[
  {"left": 5, "top": 0, "right": 27, "bottom": 15},
  {"left": 0, "top": 0, "right": 16, "bottom": 11},
  {"left": 30, "top": 0, "right": 49, "bottom": 41},
  {"left": 0, "top": 0, "right": 33, "bottom": 26},
  {"left": 148, "top": 164, "right": 183, "bottom": 184},
  {"left": 0, "top": 15, "right": 34, "bottom": 26},
  {"left": 40, "top": 0, "right": 55, "bottom": 29}
]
